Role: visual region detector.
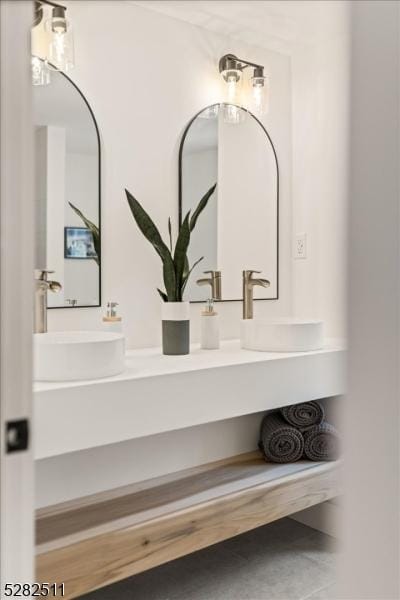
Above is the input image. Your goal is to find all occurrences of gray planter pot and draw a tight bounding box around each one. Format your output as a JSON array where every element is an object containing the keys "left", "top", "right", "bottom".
[{"left": 161, "top": 302, "right": 190, "bottom": 355}]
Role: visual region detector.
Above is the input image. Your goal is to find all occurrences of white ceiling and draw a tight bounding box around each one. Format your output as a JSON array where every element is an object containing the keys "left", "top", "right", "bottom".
[{"left": 130, "top": 1, "right": 348, "bottom": 55}]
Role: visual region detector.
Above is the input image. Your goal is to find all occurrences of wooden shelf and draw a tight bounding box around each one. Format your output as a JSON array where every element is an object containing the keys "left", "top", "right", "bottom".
[{"left": 36, "top": 452, "right": 340, "bottom": 599}]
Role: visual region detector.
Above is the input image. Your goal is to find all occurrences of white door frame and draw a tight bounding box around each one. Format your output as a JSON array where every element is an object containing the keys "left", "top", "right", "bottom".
[{"left": 0, "top": 0, "right": 35, "bottom": 589}]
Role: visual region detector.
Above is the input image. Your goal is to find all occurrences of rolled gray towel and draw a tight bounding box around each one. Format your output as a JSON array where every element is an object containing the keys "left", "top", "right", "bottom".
[
  {"left": 303, "top": 422, "right": 340, "bottom": 461},
  {"left": 280, "top": 401, "right": 324, "bottom": 431},
  {"left": 259, "top": 413, "right": 304, "bottom": 464}
]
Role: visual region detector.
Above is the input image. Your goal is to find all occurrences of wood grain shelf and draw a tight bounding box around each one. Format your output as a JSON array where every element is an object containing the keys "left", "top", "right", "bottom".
[{"left": 36, "top": 452, "right": 340, "bottom": 599}]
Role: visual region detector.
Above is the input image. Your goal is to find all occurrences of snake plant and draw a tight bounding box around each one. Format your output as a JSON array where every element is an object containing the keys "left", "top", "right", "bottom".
[
  {"left": 125, "top": 183, "right": 216, "bottom": 302},
  {"left": 68, "top": 202, "right": 100, "bottom": 266}
]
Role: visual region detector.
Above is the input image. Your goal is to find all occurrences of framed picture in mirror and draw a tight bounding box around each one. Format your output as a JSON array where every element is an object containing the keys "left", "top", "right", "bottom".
[{"left": 64, "top": 227, "right": 97, "bottom": 260}]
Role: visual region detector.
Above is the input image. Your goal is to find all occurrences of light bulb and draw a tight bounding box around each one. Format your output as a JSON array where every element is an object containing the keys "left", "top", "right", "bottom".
[
  {"left": 45, "top": 7, "right": 74, "bottom": 71},
  {"left": 221, "top": 68, "right": 242, "bottom": 106},
  {"left": 226, "top": 76, "right": 238, "bottom": 103},
  {"left": 31, "top": 56, "right": 50, "bottom": 86},
  {"left": 221, "top": 68, "right": 245, "bottom": 124},
  {"left": 250, "top": 70, "right": 269, "bottom": 117}
]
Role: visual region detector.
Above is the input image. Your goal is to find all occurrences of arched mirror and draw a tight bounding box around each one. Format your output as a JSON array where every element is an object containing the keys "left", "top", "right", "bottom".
[
  {"left": 179, "top": 103, "right": 278, "bottom": 302},
  {"left": 33, "top": 68, "right": 101, "bottom": 308}
]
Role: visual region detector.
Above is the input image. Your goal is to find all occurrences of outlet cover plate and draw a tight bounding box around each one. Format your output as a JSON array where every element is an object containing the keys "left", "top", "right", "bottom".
[{"left": 294, "top": 233, "right": 307, "bottom": 259}]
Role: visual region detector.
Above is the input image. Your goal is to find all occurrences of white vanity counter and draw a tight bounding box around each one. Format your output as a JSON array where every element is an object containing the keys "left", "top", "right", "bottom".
[{"left": 34, "top": 339, "right": 346, "bottom": 459}]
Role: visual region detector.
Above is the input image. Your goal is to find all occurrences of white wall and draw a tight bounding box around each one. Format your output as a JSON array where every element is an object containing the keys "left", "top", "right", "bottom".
[
  {"left": 37, "top": 0, "right": 293, "bottom": 508},
  {"left": 291, "top": 10, "right": 349, "bottom": 339},
  {"left": 37, "top": 1, "right": 349, "bottom": 508},
  {"left": 47, "top": 0, "right": 293, "bottom": 344},
  {"left": 289, "top": 10, "right": 349, "bottom": 534},
  {"left": 36, "top": 412, "right": 263, "bottom": 506}
]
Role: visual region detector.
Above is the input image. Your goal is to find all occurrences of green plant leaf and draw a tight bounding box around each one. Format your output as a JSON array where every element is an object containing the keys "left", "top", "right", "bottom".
[
  {"left": 189, "top": 183, "right": 216, "bottom": 232},
  {"left": 125, "top": 189, "right": 169, "bottom": 261},
  {"left": 182, "top": 255, "right": 190, "bottom": 281},
  {"left": 173, "top": 212, "right": 191, "bottom": 301},
  {"left": 68, "top": 202, "right": 100, "bottom": 266},
  {"left": 168, "top": 217, "right": 173, "bottom": 253},
  {"left": 125, "top": 189, "right": 176, "bottom": 301},
  {"left": 157, "top": 288, "right": 168, "bottom": 302},
  {"left": 182, "top": 256, "right": 204, "bottom": 296},
  {"left": 163, "top": 258, "right": 177, "bottom": 302}
]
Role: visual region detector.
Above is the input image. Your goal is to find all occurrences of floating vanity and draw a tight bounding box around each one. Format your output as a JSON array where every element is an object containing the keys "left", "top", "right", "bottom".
[
  {"left": 34, "top": 339, "right": 345, "bottom": 459},
  {"left": 34, "top": 339, "right": 344, "bottom": 597}
]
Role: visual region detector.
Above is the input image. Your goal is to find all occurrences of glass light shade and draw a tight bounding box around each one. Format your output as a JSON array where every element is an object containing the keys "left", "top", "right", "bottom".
[
  {"left": 221, "top": 68, "right": 241, "bottom": 83},
  {"left": 31, "top": 56, "right": 50, "bottom": 86},
  {"left": 45, "top": 16, "right": 74, "bottom": 71},
  {"left": 221, "top": 68, "right": 242, "bottom": 106},
  {"left": 199, "top": 105, "right": 219, "bottom": 119},
  {"left": 250, "top": 75, "right": 269, "bottom": 117},
  {"left": 222, "top": 103, "right": 246, "bottom": 125}
]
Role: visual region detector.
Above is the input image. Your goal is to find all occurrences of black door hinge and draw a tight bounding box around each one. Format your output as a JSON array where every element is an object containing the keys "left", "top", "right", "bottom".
[{"left": 6, "top": 419, "right": 29, "bottom": 453}]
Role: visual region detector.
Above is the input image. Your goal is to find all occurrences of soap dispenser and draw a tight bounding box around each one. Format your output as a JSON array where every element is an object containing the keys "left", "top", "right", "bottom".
[
  {"left": 102, "top": 301, "right": 122, "bottom": 333},
  {"left": 200, "top": 298, "right": 220, "bottom": 350}
]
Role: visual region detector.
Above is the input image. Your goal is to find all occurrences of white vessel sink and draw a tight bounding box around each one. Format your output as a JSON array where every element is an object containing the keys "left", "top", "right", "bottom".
[
  {"left": 34, "top": 331, "right": 126, "bottom": 381},
  {"left": 241, "top": 318, "right": 324, "bottom": 352}
]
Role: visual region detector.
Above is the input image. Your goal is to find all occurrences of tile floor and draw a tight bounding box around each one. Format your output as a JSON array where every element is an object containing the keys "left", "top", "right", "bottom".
[{"left": 81, "top": 518, "right": 337, "bottom": 600}]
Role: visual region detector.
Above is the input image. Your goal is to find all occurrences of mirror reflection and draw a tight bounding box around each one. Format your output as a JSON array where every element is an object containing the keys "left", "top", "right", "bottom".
[
  {"left": 33, "top": 68, "right": 100, "bottom": 308},
  {"left": 180, "top": 103, "right": 278, "bottom": 302}
]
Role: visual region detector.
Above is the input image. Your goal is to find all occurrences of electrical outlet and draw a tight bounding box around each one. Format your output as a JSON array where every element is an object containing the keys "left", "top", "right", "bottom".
[{"left": 294, "top": 233, "right": 307, "bottom": 259}]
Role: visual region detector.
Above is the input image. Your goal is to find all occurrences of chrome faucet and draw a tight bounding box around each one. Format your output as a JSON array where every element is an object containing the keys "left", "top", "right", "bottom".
[
  {"left": 196, "top": 270, "right": 222, "bottom": 300},
  {"left": 34, "top": 270, "right": 62, "bottom": 333},
  {"left": 242, "top": 270, "right": 270, "bottom": 320}
]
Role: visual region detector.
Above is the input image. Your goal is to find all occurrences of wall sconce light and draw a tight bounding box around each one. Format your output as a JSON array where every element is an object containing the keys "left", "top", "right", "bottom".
[
  {"left": 44, "top": 3, "right": 74, "bottom": 72},
  {"left": 250, "top": 66, "right": 268, "bottom": 117},
  {"left": 31, "top": 0, "right": 75, "bottom": 85},
  {"left": 219, "top": 55, "right": 243, "bottom": 104},
  {"left": 219, "top": 53, "right": 269, "bottom": 120}
]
